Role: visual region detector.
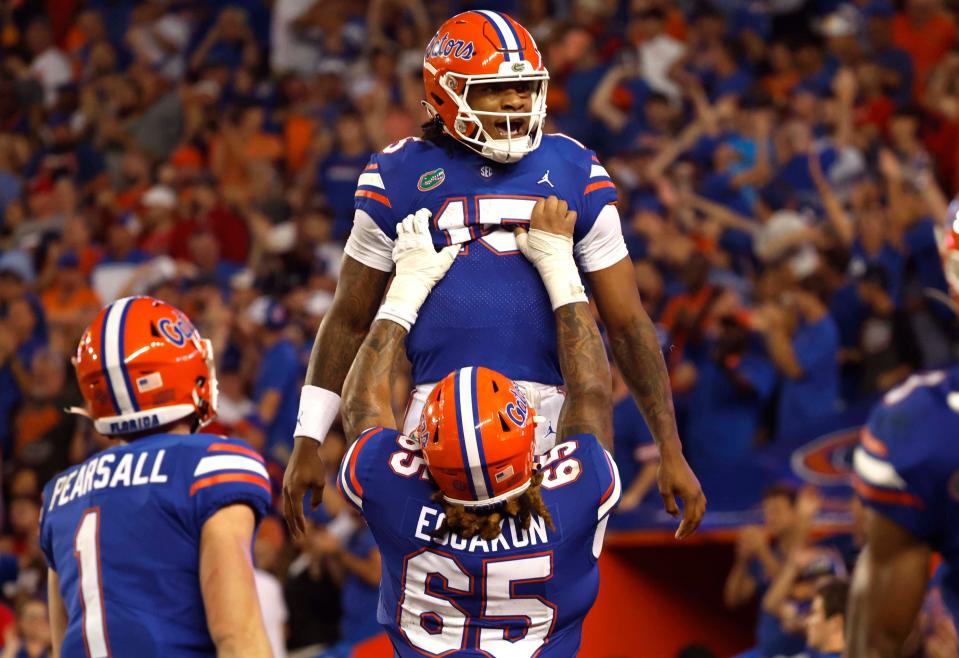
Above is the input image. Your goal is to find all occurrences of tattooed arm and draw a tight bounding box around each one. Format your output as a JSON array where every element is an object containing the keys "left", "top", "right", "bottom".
[
  {"left": 587, "top": 259, "right": 706, "bottom": 539},
  {"left": 554, "top": 302, "right": 613, "bottom": 446},
  {"left": 341, "top": 320, "right": 408, "bottom": 440},
  {"left": 514, "top": 196, "right": 612, "bottom": 446},
  {"left": 587, "top": 260, "right": 676, "bottom": 449},
  {"left": 341, "top": 211, "right": 458, "bottom": 441}
]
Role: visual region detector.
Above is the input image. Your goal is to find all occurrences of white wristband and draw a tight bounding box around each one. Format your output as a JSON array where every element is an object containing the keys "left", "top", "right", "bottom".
[
  {"left": 294, "top": 385, "right": 341, "bottom": 444},
  {"left": 518, "top": 229, "right": 588, "bottom": 310},
  {"left": 374, "top": 303, "right": 415, "bottom": 332},
  {"left": 538, "top": 252, "right": 588, "bottom": 310}
]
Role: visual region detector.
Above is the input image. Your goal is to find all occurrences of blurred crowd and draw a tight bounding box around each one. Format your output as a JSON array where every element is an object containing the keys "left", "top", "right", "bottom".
[
  {"left": 0, "top": 0, "right": 956, "bottom": 655},
  {"left": 724, "top": 483, "right": 958, "bottom": 658}
]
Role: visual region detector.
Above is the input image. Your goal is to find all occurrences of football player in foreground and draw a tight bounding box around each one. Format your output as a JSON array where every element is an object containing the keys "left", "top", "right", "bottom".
[
  {"left": 284, "top": 10, "right": 703, "bottom": 541},
  {"left": 847, "top": 203, "right": 959, "bottom": 656},
  {"left": 41, "top": 297, "right": 272, "bottom": 658},
  {"left": 333, "top": 195, "right": 638, "bottom": 656}
]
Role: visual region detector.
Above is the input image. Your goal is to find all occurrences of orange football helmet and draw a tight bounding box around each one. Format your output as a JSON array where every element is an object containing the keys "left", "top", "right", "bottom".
[
  {"left": 938, "top": 198, "right": 959, "bottom": 309},
  {"left": 423, "top": 11, "right": 549, "bottom": 163},
  {"left": 417, "top": 366, "right": 537, "bottom": 507},
  {"left": 73, "top": 296, "right": 218, "bottom": 436}
]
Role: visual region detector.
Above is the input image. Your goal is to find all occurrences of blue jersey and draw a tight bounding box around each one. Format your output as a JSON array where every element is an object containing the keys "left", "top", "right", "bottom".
[
  {"left": 854, "top": 367, "right": 959, "bottom": 621},
  {"left": 353, "top": 134, "right": 620, "bottom": 386},
  {"left": 336, "top": 427, "right": 621, "bottom": 658},
  {"left": 39, "top": 433, "right": 272, "bottom": 658}
]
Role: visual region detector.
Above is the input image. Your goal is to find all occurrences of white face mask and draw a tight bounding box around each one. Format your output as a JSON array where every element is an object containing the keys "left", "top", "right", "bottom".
[{"left": 425, "top": 61, "right": 549, "bottom": 164}]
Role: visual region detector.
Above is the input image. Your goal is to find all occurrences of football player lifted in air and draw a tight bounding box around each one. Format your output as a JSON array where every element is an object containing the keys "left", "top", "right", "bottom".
[
  {"left": 285, "top": 10, "right": 704, "bottom": 541},
  {"left": 336, "top": 194, "right": 626, "bottom": 656},
  {"left": 40, "top": 297, "right": 273, "bottom": 658},
  {"left": 847, "top": 200, "right": 959, "bottom": 657}
]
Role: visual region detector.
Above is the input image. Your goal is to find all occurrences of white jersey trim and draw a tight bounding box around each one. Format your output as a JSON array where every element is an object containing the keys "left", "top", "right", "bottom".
[
  {"left": 357, "top": 172, "right": 385, "bottom": 189},
  {"left": 853, "top": 447, "right": 907, "bottom": 490},
  {"left": 574, "top": 204, "right": 630, "bottom": 273},
  {"left": 344, "top": 209, "right": 395, "bottom": 273},
  {"left": 592, "top": 515, "right": 610, "bottom": 559},
  {"left": 193, "top": 455, "right": 270, "bottom": 480},
  {"left": 338, "top": 439, "right": 364, "bottom": 510},
  {"left": 598, "top": 449, "right": 622, "bottom": 520},
  {"left": 590, "top": 164, "right": 610, "bottom": 179}
]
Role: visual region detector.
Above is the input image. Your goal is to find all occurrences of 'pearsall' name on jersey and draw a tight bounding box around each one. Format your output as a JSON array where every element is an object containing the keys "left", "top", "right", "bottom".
[
  {"left": 413, "top": 506, "right": 551, "bottom": 553},
  {"left": 48, "top": 451, "right": 169, "bottom": 511}
]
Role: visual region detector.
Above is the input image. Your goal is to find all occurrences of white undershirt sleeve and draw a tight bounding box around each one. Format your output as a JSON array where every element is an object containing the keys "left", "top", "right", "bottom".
[
  {"left": 574, "top": 204, "right": 630, "bottom": 272},
  {"left": 343, "top": 209, "right": 396, "bottom": 273}
]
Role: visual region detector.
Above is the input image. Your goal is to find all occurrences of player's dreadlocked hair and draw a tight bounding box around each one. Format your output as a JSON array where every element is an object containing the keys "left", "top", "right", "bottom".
[
  {"left": 421, "top": 115, "right": 447, "bottom": 144},
  {"left": 431, "top": 471, "right": 555, "bottom": 541}
]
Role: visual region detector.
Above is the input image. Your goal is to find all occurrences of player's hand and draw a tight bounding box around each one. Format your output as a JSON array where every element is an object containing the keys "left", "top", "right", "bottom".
[
  {"left": 282, "top": 436, "right": 327, "bottom": 539},
  {"left": 657, "top": 446, "right": 706, "bottom": 540},
  {"left": 515, "top": 197, "right": 586, "bottom": 310},
  {"left": 521, "top": 195, "right": 577, "bottom": 240},
  {"left": 377, "top": 209, "right": 459, "bottom": 330},
  {"left": 393, "top": 208, "right": 460, "bottom": 287}
]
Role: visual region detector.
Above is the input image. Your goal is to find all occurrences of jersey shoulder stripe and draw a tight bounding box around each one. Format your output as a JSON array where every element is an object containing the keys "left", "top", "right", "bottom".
[
  {"left": 189, "top": 438, "right": 271, "bottom": 498},
  {"left": 859, "top": 428, "right": 888, "bottom": 457},
  {"left": 191, "top": 472, "right": 271, "bottom": 497},
  {"left": 853, "top": 439, "right": 906, "bottom": 490},
  {"left": 193, "top": 454, "right": 269, "bottom": 480},
  {"left": 589, "top": 164, "right": 611, "bottom": 180},
  {"left": 851, "top": 475, "right": 923, "bottom": 509},
  {"left": 584, "top": 180, "right": 616, "bottom": 195},
  {"left": 353, "top": 139, "right": 437, "bottom": 214},
  {"left": 598, "top": 449, "right": 622, "bottom": 519},
  {"left": 355, "top": 189, "right": 392, "bottom": 208},
  {"left": 338, "top": 427, "right": 385, "bottom": 509},
  {"left": 357, "top": 172, "right": 385, "bottom": 190}
]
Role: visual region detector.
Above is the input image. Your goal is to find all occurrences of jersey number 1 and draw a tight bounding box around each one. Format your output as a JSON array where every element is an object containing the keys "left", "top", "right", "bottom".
[{"left": 74, "top": 509, "right": 111, "bottom": 658}]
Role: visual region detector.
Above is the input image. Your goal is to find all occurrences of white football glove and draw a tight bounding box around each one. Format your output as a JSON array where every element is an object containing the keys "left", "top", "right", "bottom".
[
  {"left": 515, "top": 229, "right": 587, "bottom": 310},
  {"left": 375, "top": 209, "right": 459, "bottom": 331}
]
